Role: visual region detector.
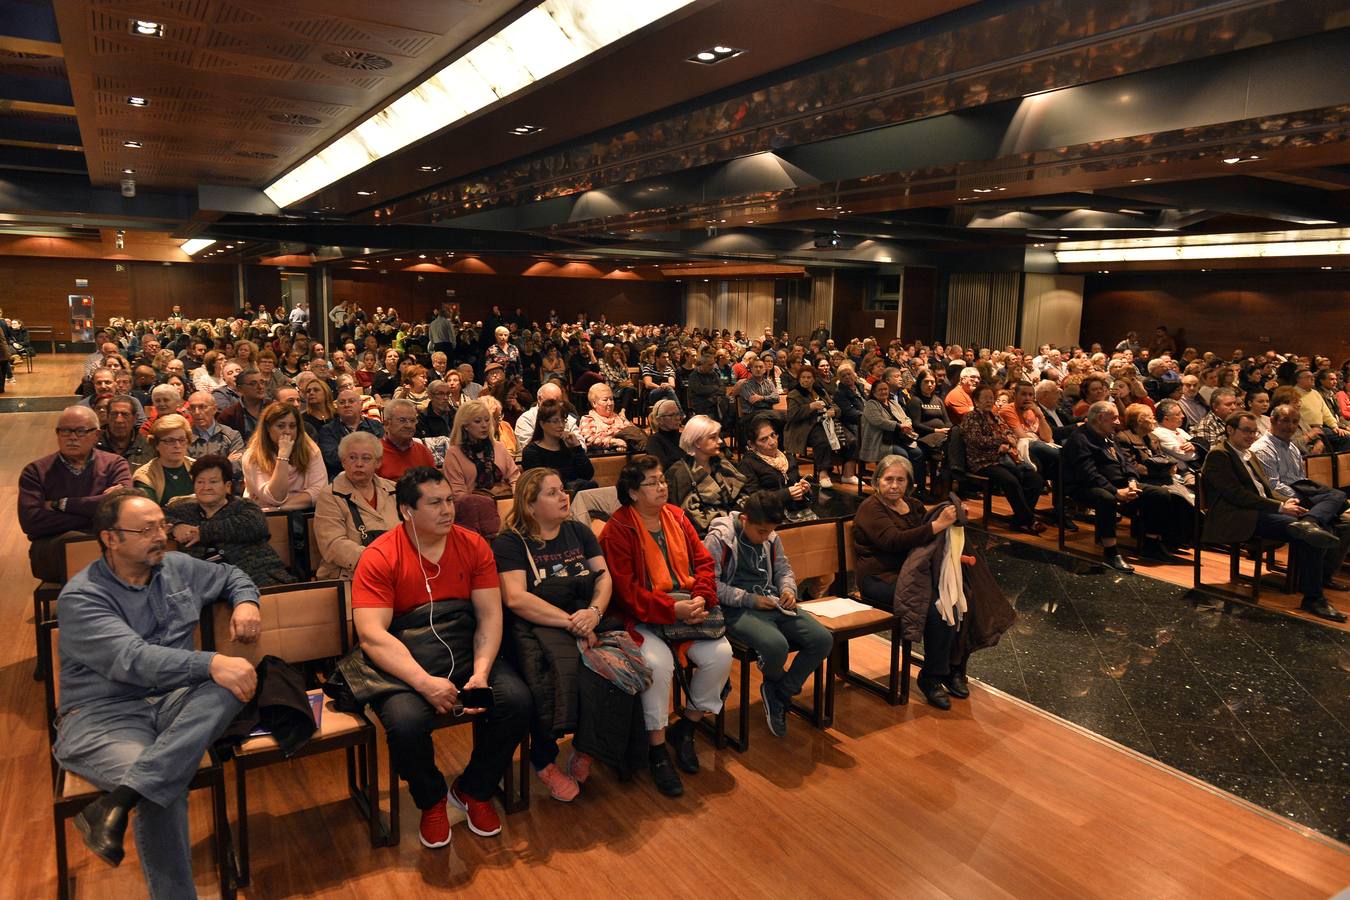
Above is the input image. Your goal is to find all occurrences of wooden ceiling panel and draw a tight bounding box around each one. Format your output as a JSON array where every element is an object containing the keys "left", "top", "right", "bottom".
[{"left": 54, "top": 0, "right": 519, "bottom": 189}]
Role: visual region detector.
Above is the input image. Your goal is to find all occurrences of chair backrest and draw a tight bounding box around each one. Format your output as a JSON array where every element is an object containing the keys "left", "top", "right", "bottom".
[
  {"left": 592, "top": 454, "right": 627, "bottom": 488},
  {"left": 842, "top": 519, "right": 856, "bottom": 571},
  {"left": 497, "top": 496, "right": 514, "bottom": 522},
  {"left": 1306, "top": 453, "right": 1334, "bottom": 487},
  {"left": 305, "top": 516, "right": 321, "bottom": 579},
  {"left": 776, "top": 521, "right": 841, "bottom": 582},
  {"left": 42, "top": 622, "right": 61, "bottom": 740},
  {"left": 209, "top": 581, "right": 348, "bottom": 666},
  {"left": 63, "top": 537, "right": 102, "bottom": 581},
  {"left": 946, "top": 426, "right": 969, "bottom": 475},
  {"left": 266, "top": 511, "right": 293, "bottom": 568},
  {"left": 1332, "top": 452, "right": 1350, "bottom": 489}
]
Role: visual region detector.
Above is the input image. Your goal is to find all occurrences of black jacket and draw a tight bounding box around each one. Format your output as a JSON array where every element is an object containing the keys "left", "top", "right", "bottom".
[
  {"left": 1062, "top": 426, "right": 1139, "bottom": 497},
  {"left": 220, "top": 656, "right": 317, "bottom": 758}
]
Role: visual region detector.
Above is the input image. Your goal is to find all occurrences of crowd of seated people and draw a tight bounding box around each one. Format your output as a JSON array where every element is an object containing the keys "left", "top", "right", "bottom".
[{"left": 23, "top": 303, "right": 1350, "bottom": 894}]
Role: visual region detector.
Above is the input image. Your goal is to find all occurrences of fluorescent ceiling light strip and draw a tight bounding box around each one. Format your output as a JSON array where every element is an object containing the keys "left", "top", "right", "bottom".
[
  {"left": 1055, "top": 240, "right": 1350, "bottom": 264},
  {"left": 180, "top": 238, "right": 216, "bottom": 255},
  {"left": 1055, "top": 227, "right": 1350, "bottom": 253},
  {"left": 264, "top": 0, "right": 694, "bottom": 208}
]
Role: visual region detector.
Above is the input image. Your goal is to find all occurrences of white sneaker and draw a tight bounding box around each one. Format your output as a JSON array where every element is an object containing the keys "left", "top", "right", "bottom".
[
  {"left": 817, "top": 475, "right": 833, "bottom": 489},
  {"left": 840, "top": 475, "right": 859, "bottom": 485}
]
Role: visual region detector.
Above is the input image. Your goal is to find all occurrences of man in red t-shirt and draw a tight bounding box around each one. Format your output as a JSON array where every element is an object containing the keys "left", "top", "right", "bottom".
[
  {"left": 376, "top": 399, "right": 436, "bottom": 481},
  {"left": 352, "top": 467, "right": 528, "bottom": 850}
]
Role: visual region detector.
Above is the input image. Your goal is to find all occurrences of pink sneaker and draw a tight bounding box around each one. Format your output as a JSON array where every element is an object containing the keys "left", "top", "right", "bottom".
[
  {"left": 566, "top": 750, "right": 593, "bottom": 785},
  {"left": 535, "top": 763, "right": 580, "bottom": 802}
]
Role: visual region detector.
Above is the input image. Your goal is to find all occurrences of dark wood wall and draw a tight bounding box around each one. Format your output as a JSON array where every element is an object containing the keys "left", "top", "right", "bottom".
[
  {"left": 0, "top": 257, "right": 235, "bottom": 341},
  {"left": 830, "top": 272, "right": 898, "bottom": 345},
  {"left": 1079, "top": 270, "right": 1350, "bottom": 361},
  {"left": 330, "top": 268, "right": 681, "bottom": 327}
]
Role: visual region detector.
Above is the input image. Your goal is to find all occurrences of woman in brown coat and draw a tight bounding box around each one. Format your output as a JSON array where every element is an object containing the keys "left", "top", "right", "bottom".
[{"left": 851, "top": 454, "right": 961, "bottom": 709}]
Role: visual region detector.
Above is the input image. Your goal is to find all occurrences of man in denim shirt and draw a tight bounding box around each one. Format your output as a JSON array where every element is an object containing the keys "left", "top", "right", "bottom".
[{"left": 55, "top": 492, "right": 261, "bottom": 897}]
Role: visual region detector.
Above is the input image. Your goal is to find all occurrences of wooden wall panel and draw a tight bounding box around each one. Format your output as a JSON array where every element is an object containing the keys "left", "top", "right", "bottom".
[
  {"left": 831, "top": 271, "right": 896, "bottom": 345},
  {"left": 245, "top": 266, "right": 284, "bottom": 312},
  {"left": 330, "top": 269, "right": 680, "bottom": 328},
  {"left": 1079, "top": 271, "right": 1350, "bottom": 360},
  {"left": 0, "top": 257, "right": 234, "bottom": 340},
  {"left": 900, "top": 266, "right": 937, "bottom": 343}
]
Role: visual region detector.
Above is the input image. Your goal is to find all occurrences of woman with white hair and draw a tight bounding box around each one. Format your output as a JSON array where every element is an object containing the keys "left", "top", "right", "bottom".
[
  {"left": 486, "top": 325, "right": 521, "bottom": 380},
  {"left": 313, "top": 430, "right": 399, "bottom": 580},
  {"left": 665, "top": 414, "right": 751, "bottom": 535},
  {"left": 579, "top": 382, "right": 645, "bottom": 453}
]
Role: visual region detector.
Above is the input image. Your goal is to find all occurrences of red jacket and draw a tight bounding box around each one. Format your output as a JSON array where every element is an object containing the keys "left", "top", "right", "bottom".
[{"left": 600, "top": 504, "right": 717, "bottom": 643}]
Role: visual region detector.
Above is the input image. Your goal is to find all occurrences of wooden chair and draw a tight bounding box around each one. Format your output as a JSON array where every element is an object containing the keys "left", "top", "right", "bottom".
[
  {"left": 1334, "top": 452, "right": 1350, "bottom": 489},
  {"left": 591, "top": 454, "right": 627, "bottom": 488},
  {"left": 204, "top": 581, "right": 381, "bottom": 886},
  {"left": 944, "top": 427, "right": 992, "bottom": 528},
  {"left": 33, "top": 535, "right": 102, "bottom": 681},
  {"left": 42, "top": 621, "right": 234, "bottom": 900},
  {"left": 496, "top": 496, "right": 514, "bottom": 523},
  {"left": 1306, "top": 453, "right": 1334, "bottom": 488},
  {"left": 1191, "top": 477, "right": 1294, "bottom": 606},
  {"left": 265, "top": 511, "right": 293, "bottom": 571}
]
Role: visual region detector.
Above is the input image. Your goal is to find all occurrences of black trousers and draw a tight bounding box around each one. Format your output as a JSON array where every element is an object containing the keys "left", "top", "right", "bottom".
[
  {"left": 1074, "top": 484, "right": 1191, "bottom": 545},
  {"left": 859, "top": 575, "right": 958, "bottom": 679},
  {"left": 372, "top": 659, "right": 530, "bottom": 809},
  {"left": 805, "top": 422, "right": 835, "bottom": 475},
  {"left": 977, "top": 460, "right": 1044, "bottom": 525}
]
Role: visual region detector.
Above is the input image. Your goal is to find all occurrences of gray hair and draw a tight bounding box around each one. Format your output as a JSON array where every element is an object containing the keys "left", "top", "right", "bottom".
[
  {"left": 872, "top": 453, "right": 914, "bottom": 490},
  {"left": 338, "top": 429, "right": 383, "bottom": 460},
  {"left": 960, "top": 367, "right": 980, "bottom": 379},
  {"left": 427, "top": 379, "right": 449, "bottom": 393},
  {"left": 1156, "top": 399, "right": 1182, "bottom": 421},
  {"left": 1085, "top": 400, "right": 1117, "bottom": 424},
  {"left": 382, "top": 398, "right": 417, "bottom": 422},
  {"left": 678, "top": 414, "right": 721, "bottom": 454},
  {"left": 151, "top": 383, "right": 182, "bottom": 404}
]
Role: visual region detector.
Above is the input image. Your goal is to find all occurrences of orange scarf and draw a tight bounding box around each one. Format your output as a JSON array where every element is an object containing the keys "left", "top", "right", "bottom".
[{"left": 637, "top": 505, "right": 695, "bottom": 594}]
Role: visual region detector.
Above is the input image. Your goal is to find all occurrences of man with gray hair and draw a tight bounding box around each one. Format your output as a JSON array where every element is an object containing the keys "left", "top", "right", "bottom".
[
  {"left": 81, "top": 367, "right": 147, "bottom": 428},
  {"left": 1062, "top": 400, "right": 1192, "bottom": 571},
  {"left": 377, "top": 398, "right": 436, "bottom": 481},
  {"left": 944, "top": 367, "right": 981, "bottom": 423},
  {"left": 19, "top": 406, "right": 133, "bottom": 580},
  {"left": 514, "top": 381, "right": 584, "bottom": 449}
]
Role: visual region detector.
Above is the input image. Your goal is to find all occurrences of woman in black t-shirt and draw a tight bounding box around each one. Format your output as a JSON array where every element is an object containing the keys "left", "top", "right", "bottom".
[
  {"left": 521, "top": 399, "right": 596, "bottom": 492},
  {"left": 494, "top": 469, "right": 616, "bottom": 800}
]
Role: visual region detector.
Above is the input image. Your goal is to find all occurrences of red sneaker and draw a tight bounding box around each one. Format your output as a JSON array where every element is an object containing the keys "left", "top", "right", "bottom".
[
  {"left": 566, "top": 750, "right": 593, "bottom": 785},
  {"left": 418, "top": 798, "right": 452, "bottom": 849},
  {"left": 449, "top": 779, "right": 501, "bottom": 836},
  {"left": 535, "top": 763, "right": 579, "bottom": 802}
]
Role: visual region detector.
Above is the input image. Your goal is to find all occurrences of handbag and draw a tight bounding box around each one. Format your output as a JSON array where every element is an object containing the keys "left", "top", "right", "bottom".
[
  {"left": 654, "top": 592, "right": 727, "bottom": 642},
  {"left": 333, "top": 490, "right": 388, "bottom": 547},
  {"left": 323, "top": 599, "right": 477, "bottom": 712}
]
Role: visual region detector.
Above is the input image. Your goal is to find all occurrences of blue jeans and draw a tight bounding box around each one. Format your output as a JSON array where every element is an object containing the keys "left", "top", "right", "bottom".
[
  {"left": 724, "top": 606, "right": 833, "bottom": 698},
  {"left": 54, "top": 682, "right": 243, "bottom": 899}
]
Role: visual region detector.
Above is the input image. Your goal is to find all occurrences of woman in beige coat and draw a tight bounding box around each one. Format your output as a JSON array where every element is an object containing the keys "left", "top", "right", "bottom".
[{"left": 313, "top": 430, "right": 399, "bottom": 580}]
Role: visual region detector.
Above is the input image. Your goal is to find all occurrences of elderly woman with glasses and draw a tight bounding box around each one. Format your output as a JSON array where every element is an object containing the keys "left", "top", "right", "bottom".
[
  {"left": 644, "top": 398, "right": 686, "bottom": 471},
  {"left": 134, "top": 413, "right": 196, "bottom": 505},
  {"left": 665, "top": 414, "right": 751, "bottom": 536},
  {"left": 599, "top": 455, "right": 731, "bottom": 798},
  {"left": 313, "top": 431, "right": 400, "bottom": 581},
  {"left": 164, "top": 454, "right": 295, "bottom": 586}
]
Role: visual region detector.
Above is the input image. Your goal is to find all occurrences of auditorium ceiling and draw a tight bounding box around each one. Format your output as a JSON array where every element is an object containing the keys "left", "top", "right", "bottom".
[{"left": 1, "top": 0, "right": 1348, "bottom": 271}]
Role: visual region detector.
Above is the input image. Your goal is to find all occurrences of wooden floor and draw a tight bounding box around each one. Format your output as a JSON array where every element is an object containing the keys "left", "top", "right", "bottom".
[{"left": 6, "top": 356, "right": 1349, "bottom": 898}]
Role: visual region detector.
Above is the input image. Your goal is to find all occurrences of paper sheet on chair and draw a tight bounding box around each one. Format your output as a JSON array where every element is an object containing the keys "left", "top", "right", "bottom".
[{"left": 798, "top": 597, "right": 873, "bottom": 618}]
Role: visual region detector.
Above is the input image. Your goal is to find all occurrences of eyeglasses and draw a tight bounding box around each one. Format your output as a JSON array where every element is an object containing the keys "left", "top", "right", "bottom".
[
  {"left": 56, "top": 427, "right": 98, "bottom": 438},
  {"left": 640, "top": 478, "right": 667, "bottom": 488},
  {"left": 111, "top": 521, "right": 170, "bottom": 538}
]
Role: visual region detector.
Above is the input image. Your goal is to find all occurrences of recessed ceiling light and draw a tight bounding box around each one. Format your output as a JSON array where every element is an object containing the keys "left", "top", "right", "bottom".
[
  {"left": 355, "top": 189, "right": 376, "bottom": 196},
  {"left": 1323, "top": 266, "right": 1334, "bottom": 270},
  {"left": 972, "top": 187, "right": 995, "bottom": 193},
  {"left": 1222, "top": 157, "right": 1242, "bottom": 164},
  {"left": 129, "top": 19, "right": 164, "bottom": 37},
  {"left": 418, "top": 165, "right": 441, "bottom": 172},
  {"left": 122, "top": 140, "right": 142, "bottom": 148},
  {"left": 419, "top": 254, "right": 427, "bottom": 259},
  {"left": 126, "top": 96, "right": 149, "bottom": 107},
  {"left": 122, "top": 168, "right": 135, "bottom": 175},
  {"left": 688, "top": 45, "right": 744, "bottom": 65},
  {"left": 510, "top": 124, "right": 545, "bottom": 136},
  {"left": 394, "top": 258, "right": 402, "bottom": 261}
]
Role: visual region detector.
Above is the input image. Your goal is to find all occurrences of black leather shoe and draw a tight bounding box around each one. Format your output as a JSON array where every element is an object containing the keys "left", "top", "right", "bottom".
[
  {"left": 1323, "top": 579, "right": 1350, "bottom": 593},
  {"left": 73, "top": 795, "right": 128, "bottom": 868},
  {"left": 666, "top": 719, "right": 700, "bottom": 774},
  {"left": 1138, "top": 537, "right": 1182, "bottom": 563},
  {"left": 918, "top": 677, "right": 951, "bottom": 710},
  {"left": 1288, "top": 519, "right": 1339, "bottom": 550},
  {"left": 1102, "top": 549, "right": 1135, "bottom": 573},
  {"left": 648, "top": 745, "right": 684, "bottom": 797},
  {"left": 1301, "top": 596, "right": 1349, "bottom": 623},
  {"left": 944, "top": 671, "right": 971, "bottom": 699}
]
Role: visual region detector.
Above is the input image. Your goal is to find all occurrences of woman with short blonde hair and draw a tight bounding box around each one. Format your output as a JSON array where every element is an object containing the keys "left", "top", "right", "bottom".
[{"left": 134, "top": 413, "right": 195, "bottom": 505}]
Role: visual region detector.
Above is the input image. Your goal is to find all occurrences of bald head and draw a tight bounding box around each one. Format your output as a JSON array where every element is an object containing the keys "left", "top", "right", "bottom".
[{"left": 537, "top": 382, "right": 564, "bottom": 403}]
